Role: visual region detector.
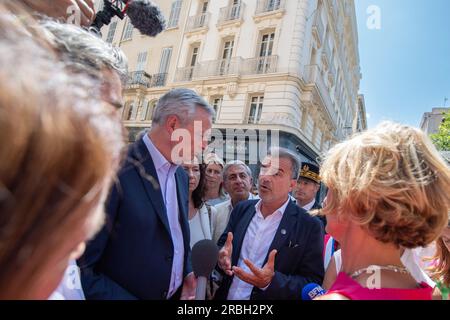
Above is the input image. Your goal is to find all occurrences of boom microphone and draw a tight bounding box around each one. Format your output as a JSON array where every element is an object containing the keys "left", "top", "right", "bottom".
[
  {"left": 91, "top": 0, "right": 165, "bottom": 37},
  {"left": 192, "top": 240, "right": 219, "bottom": 300}
]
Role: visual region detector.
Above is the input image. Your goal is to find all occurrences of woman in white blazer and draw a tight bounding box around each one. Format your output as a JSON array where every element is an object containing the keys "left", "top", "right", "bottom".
[{"left": 181, "top": 157, "right": 216, "bottom": 248}]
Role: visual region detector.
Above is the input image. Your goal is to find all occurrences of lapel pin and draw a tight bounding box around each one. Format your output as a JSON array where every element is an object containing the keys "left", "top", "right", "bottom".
[{"left": 281, "top": 229, "right": 287, "bottom": 235}]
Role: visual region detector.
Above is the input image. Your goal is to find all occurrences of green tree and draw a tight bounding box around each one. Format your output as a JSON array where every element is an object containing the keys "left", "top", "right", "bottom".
[{"left": 430, "top": 111, "right": 450, "bottom": 151}]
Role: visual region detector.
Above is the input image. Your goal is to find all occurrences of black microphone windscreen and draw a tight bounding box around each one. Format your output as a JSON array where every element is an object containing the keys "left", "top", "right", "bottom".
[
  {"left": 192, "top": 240, "right": 219, "bottom": 277},
  {"left": 126, "top": 0, "right": 166, "bottom": 37}
]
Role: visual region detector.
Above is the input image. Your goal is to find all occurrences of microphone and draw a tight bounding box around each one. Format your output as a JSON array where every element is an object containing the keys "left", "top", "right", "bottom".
[
  {"left": 91, "top": 0, "right": 165, "bottom": 37},
  {"left": 301, "top": 283, "right": 326, "bottom": 300},
  {"left": 192, "top": 239, "right": 219, "bottom": 300}
]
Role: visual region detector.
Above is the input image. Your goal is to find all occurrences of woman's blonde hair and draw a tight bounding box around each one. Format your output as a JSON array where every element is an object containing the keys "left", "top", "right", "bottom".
[
  {"left": 321, "top": 121, "right": 450, "bottom": 248},
  {"left": 0, "top": 3, "right": 125, "bottom": 298}
]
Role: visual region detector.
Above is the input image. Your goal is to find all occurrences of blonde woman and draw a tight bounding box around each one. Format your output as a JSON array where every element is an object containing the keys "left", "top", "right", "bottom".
[
  {"left": 317, "top": 122, "right": 450, "bottom": 300},
  {"left": 203, "top": 153, "right": 229, "bottom": 206}
]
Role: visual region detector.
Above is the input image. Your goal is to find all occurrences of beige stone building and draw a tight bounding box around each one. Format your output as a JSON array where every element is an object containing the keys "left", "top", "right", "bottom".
[
  {"left": 420, "top": 107, "right": 449, "bottom": 135},
  {"left": 95, "top": 0, "right": 363, "bottom": 163}
]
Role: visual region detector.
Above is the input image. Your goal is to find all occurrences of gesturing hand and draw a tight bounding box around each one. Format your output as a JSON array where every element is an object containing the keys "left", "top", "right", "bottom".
[
  {"left": 232, "top": 249, "right": 277, "bottom": 289},
  {"left": 218, "top": 232, "right": 233, "bottom": 276}
]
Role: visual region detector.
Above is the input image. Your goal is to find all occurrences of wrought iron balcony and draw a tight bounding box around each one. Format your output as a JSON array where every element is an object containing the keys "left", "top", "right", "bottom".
[{"left": 126, "top": 71, "right": 168, "bottom": 88}]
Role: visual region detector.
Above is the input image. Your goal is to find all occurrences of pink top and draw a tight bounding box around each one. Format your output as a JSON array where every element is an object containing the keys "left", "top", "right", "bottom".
[{"left": 327, "top": 272, "right": 433, "bottom": 300}]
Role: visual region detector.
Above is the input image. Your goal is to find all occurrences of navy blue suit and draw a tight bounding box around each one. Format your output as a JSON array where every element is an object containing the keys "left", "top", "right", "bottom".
[
  {"left": 215, "top": 199, "right": 324, "bottom": 300},
  {"left": 78, "top": 138, "right": 191, "bottom": 299}
]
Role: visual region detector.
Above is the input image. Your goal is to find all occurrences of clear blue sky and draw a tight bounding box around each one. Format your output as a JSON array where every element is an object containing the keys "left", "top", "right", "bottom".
[{"left": 354, "top": 0, "right": 450, "bottom": 128}]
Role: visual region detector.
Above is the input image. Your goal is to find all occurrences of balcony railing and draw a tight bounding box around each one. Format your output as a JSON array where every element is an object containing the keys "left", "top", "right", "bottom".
[
  {"left": 218, "top": 3, "right": 245, "bottom": 25},
  {"left": 241, "top": 55, "right": 278, "bottom": 74},
  {"left": 175, "top": 66, "right": 197, "bottom": 82},
  {"left": 186, "top": 13, "right": 210, "bottom": 32},
  {"left": 126, "top": 71, "right": 168, "bottom": 88},
  {"left": 304, "top": 64, "right": 337, "bottom": 127},
  {"left": 126, "top": 71, "right": 151, "bottom": 88},
  {"left": 149, "top": 73, "right": 168, "bottom": 87},
  {"left": 255, "top": 0, "right": 284, "bottom": 15},
  {"left": 323, "top": 40, "right": 332, "bottom": 65},
  {"left": 196, "top": 57, "right": 242, "bottom": 77},
  {"left": 175, "top": 55, "right": 278, "bottom": 81}
]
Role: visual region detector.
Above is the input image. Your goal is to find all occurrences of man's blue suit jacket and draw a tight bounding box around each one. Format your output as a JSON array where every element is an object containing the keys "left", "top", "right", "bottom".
[
  {"left": 215, "top": 199, "right": 324, "bottom": 300},
  {"left": 78, "top": 138, "right": 191, "bottom": 299}
]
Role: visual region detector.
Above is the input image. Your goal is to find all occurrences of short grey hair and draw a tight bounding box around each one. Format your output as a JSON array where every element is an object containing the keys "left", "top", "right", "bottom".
[
  {"left": 152, "top": 88, "right": 215, "bottom": 125},
  {"left": 267, "top": 147, "right": 300, "bottom": 179},
  {"left": 223, "top": 160, "right": 252, "bottom": 181},
  {"left": 40, "top": 20, "right": 128, "bottom": 83}
]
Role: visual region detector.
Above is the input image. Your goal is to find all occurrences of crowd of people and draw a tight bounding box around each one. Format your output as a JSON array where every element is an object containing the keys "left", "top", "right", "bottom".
[{"left": 0, "top": 1, "right": 449, "bottom": 301}]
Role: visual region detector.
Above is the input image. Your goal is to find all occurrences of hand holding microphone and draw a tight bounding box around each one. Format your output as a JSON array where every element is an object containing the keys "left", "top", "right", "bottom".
[{"left": 218, "top": 232, "right": 233, "bottom": 276}]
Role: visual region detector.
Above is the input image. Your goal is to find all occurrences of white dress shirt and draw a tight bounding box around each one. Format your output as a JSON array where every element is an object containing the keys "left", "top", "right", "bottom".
[
  {"left": 227, "top": 198, "right": 290, "bottom": 300},
  {"left": 302, "top": 198, "right": 316, "bottom": 211},
  {"left": 48, "top": 260, "right": 85, "bottom": 300},
  {"left": 143, "top": 134, "right": 184, "bottom": 299}
]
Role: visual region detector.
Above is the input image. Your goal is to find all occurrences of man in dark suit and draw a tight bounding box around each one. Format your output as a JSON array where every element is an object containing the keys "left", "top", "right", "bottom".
[
  {"left": 293, "top": 162, "right": 326, "bottom": 227},
  {"left": 216, "top": 148, "right": 324, "bottom": 300},
  {"left": 78, "top": 88, "right": 214, "bottom": 299}
]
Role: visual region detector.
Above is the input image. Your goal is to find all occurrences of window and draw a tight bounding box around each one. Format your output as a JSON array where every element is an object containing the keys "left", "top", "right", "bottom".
[
  {"left": 156, "top": 47, "right": 172, "bottom": 86},
  {"left": 190, "top": 46, "right": 199, "bottom": 67},
  {"left": 168, "top": 0, "right": 182, "bottom": 28},
  {"left": 305, "top": 115, "right": 314, "bottom": 140},
  {"left": 248, "top": 96, "right": 264, "bottom": 124},
  {"left": 257, "top": 32, "right": 275, "bottom": 73},
  {"left": 125, "top": 102, "right": 137, "bottom": 121},
  {"left": 259, "top": 33, "right": 275, "bottom": 57},
  {"left": 315, "top": 129, "right": 323, "bottom": 149},
  {"left": 136, "top": 51, "right": 148, "bottom": 71},
  {"left": 230, "top": 0, "right": 241, "bottom": 19},
  {"left": 201, "top": 1, "right": 209, "bottom": 13},
  {"left": 211, "top": 97, "right": 223, "bottom": 123},
  {"left": 106, "top": 21, "right": 117, "bottom": 43},
  {"left": 267, "top": 0, "right": 281, "bottom": 11},
  {"left": 220, "top": 39, "right": 234, "bottom": 74},
  {"left": 159, "top": 47, "right": 172, "bottom": 74},
  {"left": 143, "top": 100, "right": 157, "bottom": 121},
  {"left": 122, "top": 18, "right": 134, "bottom": 41}
]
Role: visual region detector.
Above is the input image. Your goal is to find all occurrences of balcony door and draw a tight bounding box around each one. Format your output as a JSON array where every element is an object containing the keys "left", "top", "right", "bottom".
[
  {"left": 258, "top": 32, "right": 274, "bottom": 73},
  {"left": 267, "top": 0, "right": 281, "bottom": 11},
  {"left": 248, "top": 96, "right": 264, "bottom": 124},
  {"left": 219, "top": 40, "right": 234, "bottom": 75},
  {"left": 187, "top": 46, "right": 199, "bottom": 80},
  {"left": 199, "top": 1, "right": 208, "bottom": 26},
  {"left": 156, "top": 47, "right": 172, "bottom": 86},
  {"left": 230, "top": 0, "right": 241, "bottom": 20}
]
